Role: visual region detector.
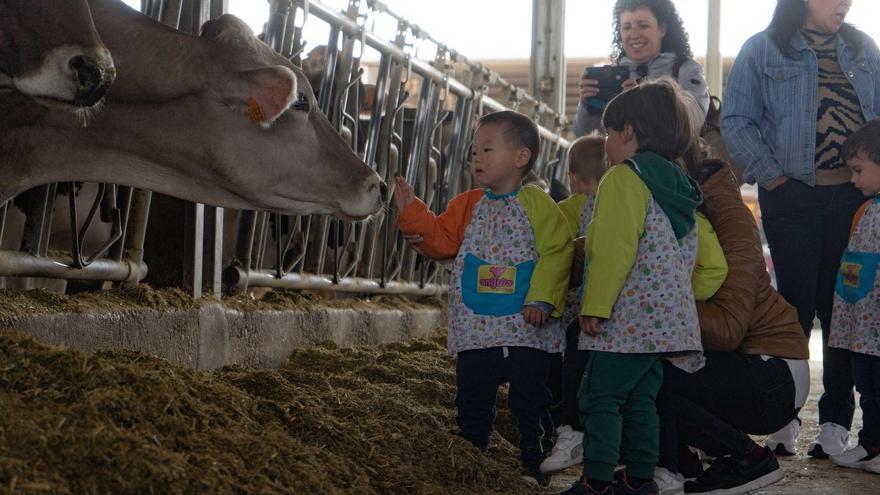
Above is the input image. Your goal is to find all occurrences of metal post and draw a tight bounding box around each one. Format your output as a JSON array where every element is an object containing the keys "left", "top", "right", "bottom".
[
  {"left": 530, "top": 0, "right": 566, "bottom": 115},
  {"left": 706, "top": 0, "right": 723, "bottom": 97},
  {"left": 210, "top": 0, "right": 228, "bottom": 19}
]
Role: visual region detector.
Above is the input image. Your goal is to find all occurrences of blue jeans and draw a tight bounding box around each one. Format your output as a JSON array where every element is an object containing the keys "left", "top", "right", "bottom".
[
  {"left": 455, "top": 346, "right": 554, "bottom": 468},
  {"left": 851, "top": 353, "right": 880, "bottom": 450},
  {"left": 759, "top": 180, "right": 865, "bottom": 428}
]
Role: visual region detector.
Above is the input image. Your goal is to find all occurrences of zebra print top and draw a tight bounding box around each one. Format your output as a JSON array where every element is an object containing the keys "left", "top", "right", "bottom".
[{"left": 803, "top": 28, "right": 864, "bottom": 185}]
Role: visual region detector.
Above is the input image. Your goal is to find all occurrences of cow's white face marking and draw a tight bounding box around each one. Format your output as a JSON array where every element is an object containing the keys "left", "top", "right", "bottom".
[{"left": 13, "top": 44, "right": 115, "bottom": 109}]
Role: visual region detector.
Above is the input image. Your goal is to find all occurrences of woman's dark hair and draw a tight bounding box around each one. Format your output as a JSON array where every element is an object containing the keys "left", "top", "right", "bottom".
[
  {"left": 769, "top": 0, "right": 862, "bottom": 59},
  {"left": 477, "top": 110, "right": 541, "bottom": 175},
  {"left": 601, "top": 79, "right": 696, "bottom": 162},
  {"left": 611, "top": 0, "right": 693, "bottom": 63}
]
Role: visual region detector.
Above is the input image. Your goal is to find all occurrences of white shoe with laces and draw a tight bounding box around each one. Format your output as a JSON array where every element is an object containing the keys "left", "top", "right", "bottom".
[
  {"left": 765, "top": 418, "right": 800, "bottom": 456},
  {"left": 808, "top": 422, "right": 851, "bottom": 459},
  {"left": 831, "top": 445, "right": 879, "bottom": 469},
  {"left": 653, "top": 466, "right": 684, "bottom": 495},
  {"left": 539, "top": 425, "right": 583, "bottom": 473}
]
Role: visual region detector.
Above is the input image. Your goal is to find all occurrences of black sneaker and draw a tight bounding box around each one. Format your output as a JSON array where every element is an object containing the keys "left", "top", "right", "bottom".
[
  {"left": 560, "top": 477, "right": 615, "bottom": 495},
  {"left": 684, "top": 447, "right": 783, "bottom": 495},
  {"left": 617, "top": 476, "right": 659, "bottom": 495},
  {"left": 520, "top": 464, "right": 549, "bottom": 487},
  {"left": 678, "top": 445, "right": 705, "bottom": 479}
]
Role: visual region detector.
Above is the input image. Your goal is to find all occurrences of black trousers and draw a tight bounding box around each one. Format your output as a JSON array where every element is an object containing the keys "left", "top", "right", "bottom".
[
  {"left": 658, "top": 352, "right": 796, "bottom": 471},
  {"left": 760, "top": 180, "right": 865, "bottom": 428},
  {"left": 455, "top": 346, "right": 554, "bottom": 468}
]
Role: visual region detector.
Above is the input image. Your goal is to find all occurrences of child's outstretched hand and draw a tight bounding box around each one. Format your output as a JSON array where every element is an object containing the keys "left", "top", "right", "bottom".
[
  {"left": 579, "top": 315, "right": 603, "bottom": 336},
  {"left": 393, "top": 176, "right": 415, "bottom": 212},
  {"left": 522, "top": 306, "right": 549, "bottom": 327}
]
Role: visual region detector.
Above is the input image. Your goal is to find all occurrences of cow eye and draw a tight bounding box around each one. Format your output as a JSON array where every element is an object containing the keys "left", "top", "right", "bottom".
[{"left": 292, "top": 92, "right": 309, "bottom": 112}]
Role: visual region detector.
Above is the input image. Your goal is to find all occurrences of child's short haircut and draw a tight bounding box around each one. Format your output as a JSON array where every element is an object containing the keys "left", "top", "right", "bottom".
[
  {"left": 568, "top": 132, "right": 606, "bottom": 184},
  {"left": 842, "top": 119, "right": 880, "bottom": 165},
  {"left": 477, "top": 110, "right": 541, "bottom": 175},
  {"left": 601, "top": 79, "right": 695, "bottom": 162}
]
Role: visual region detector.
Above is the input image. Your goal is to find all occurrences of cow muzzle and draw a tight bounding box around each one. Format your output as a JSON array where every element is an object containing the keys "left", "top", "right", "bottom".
[{"left": 69, "top": 53, "right": 115, "bottom": 107}]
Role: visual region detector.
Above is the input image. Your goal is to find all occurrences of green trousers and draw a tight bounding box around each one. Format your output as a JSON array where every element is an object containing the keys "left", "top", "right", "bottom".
[{"left": 579, "top": 351, "right": 662, "bottom": 481}]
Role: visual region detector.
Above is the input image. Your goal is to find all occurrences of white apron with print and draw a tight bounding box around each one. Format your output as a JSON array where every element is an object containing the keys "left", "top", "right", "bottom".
[
  {"left": 563, "top": 195, "right": 596, "bottom": 327},
  {"left": 578, "top": 197, "right": 704, "bottom": 372},
  {"left": 447, "top": 192, "right": 565, "bottom": 355},
  {"left": 830, "top": 198, "right": 880, "bottom": 357}
]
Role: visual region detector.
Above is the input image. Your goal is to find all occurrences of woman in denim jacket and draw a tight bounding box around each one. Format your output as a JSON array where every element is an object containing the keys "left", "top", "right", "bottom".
[
  {"left": 722, "top": 0, "right": 880, "bottom": 461},
  {"left": 573, "top": 0, "right": 709, "bottom": 137}
]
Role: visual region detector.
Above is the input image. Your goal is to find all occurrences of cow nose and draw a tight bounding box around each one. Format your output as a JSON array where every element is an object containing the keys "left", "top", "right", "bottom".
[
  {"left": 69, "top": 55, "right": 113, "bottom": 107},
  {"left": 379, "top": 180, "right": 388, "bottom": 203}
]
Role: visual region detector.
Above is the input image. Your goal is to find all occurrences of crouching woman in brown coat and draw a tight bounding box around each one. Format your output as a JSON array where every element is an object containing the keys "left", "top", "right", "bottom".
[{"left": 656, "top": 160, "right": 810, "bottom": 495}]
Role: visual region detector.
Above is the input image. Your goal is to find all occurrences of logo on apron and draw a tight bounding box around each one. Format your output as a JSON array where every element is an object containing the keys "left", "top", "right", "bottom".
[{"left": 477, "top": 265, "right": 516, "bottom": 294}]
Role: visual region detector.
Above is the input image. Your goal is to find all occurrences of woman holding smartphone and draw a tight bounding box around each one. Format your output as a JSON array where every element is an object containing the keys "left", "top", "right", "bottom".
[{"left": 573, "top": 0, "right": 709, "bottom": 137}]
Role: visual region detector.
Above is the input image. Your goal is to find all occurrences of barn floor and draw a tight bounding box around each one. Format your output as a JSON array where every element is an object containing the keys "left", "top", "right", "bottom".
[
  {"left": 1, "top": 301, "right": 877, "bottom": 494},
  {"left": 546, "top": 332, "right": 877, "bottom": 494}
]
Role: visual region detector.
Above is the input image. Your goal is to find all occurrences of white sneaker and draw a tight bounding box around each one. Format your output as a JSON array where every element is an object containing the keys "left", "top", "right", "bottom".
[
  {"left": 765, "top": 418, "right": 799, "bottom": 456},
  {"left": 539, "top": 425, "right": 583, "bottom": 473},
  {"left": 863, "top": 455, "right": 880, "bottom": 474},
  {"left": 831, "top": 445, "right": 878, "bottom": 469},
  {"left": 653, "top": 466, "right": 684, "bottom": 495},
  {"left": 808, "top": 422, "right": 851, "bottom": 459}
]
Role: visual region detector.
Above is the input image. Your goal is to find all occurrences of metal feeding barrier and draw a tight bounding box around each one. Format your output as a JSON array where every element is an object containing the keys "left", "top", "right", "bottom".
[{"left": 0, "top": 0, "right": 570, "bottom": 298}]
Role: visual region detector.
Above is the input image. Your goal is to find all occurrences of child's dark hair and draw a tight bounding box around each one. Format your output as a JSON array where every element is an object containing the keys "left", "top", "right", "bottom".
[
  {"left": 601, "top": 79, "right": 695, "bottom": 162},
  {"left": 477, "top": 110, "right": 541, "bottom": 175},
  {"left": 842, "top": 119, "right": 880, "bottom": 165},
  {"left": 568, "top": 132, "right": 606, "bottom": 184}
]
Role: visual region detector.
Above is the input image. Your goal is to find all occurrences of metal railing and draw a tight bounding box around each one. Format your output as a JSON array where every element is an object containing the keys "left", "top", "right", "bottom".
[{"left": 0, "top": 0, "right": 570, "bottom": 299}]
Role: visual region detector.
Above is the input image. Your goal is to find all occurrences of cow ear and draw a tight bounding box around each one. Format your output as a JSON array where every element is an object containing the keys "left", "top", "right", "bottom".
[{"left": 227, "top": 65, "right": 297, "bottom": 127}]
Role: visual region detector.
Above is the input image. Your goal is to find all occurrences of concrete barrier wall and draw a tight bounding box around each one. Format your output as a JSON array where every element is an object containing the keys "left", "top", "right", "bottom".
[{"left": 0, "top": 303, "right": 445, "bottom": 370}]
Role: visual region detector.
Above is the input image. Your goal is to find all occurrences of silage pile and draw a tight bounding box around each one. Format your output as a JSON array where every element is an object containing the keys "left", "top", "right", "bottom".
[{"left": 0, "top": 331, "right": 534, "bottom": 494}]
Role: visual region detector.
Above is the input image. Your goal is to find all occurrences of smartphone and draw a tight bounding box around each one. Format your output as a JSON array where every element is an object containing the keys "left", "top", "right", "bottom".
[{"left": 583, "top": 65, "right": 631, "bottom": 114}]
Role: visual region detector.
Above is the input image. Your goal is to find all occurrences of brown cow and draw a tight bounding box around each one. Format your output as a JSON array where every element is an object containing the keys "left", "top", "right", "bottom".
[
  {"left": 0, "top": 0, "right": 385, "bottom": 220},
  {"left": 0, "top": 0, "right": 115, "bottom": 108}
]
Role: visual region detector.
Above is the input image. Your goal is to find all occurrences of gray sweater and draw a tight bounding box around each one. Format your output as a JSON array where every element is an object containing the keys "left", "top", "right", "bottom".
[{"left": 573, "top": 52, "right": 710, "bottom": 137}]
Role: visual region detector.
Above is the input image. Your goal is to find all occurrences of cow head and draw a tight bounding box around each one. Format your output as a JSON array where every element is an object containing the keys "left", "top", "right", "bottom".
[
  {"left": 0, "top": 0, "right": 384, "bottom": 221},
  {"left": 0, "top": 0, "right": 115, "bottom": 109}
]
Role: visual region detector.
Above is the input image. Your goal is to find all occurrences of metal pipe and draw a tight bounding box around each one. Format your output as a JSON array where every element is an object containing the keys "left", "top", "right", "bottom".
[
  {"left": 295, "top": 0, "right": 569, "bottom": 148},
  {"left": 223, "top": 264, "right": 444, "bottom": 296},
  {"left": 0, "top": 251, "right": 147, "bottom": 283},
  {"left": 706, "top": 0, "right": 723, "bottom": 97}
]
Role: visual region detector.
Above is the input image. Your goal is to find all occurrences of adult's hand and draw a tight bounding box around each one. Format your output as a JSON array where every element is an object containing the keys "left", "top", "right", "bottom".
[{"left": 578, "top": 74, "right": 600, "bottom": 102}]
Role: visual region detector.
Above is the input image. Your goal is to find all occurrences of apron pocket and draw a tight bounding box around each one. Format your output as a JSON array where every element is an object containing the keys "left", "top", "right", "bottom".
[
  {"left": 461, "top": 253, "right": 534, "bottom": 316},
  {"left": 835, "top": 251, "right": 880, "bottom": 304}
]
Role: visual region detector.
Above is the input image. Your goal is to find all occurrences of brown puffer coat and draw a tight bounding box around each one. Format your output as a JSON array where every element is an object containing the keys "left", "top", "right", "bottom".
[{"left": 697, "top": 162, "right": 809, "bottom": 359}]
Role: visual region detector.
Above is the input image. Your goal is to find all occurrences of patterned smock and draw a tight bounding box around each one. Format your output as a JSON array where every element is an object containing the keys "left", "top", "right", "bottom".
[
  {"left": 397, "top": 185, "right": 574, "bottom": 355},
  {"left": 830, "top": 197, "right": 880, "bottom": 357},
  {"left": 558, "top": 193, "right": 596, "bottom": 326},
  {"left": 578, "top": 162, "right": 704, "bottom": 372}
]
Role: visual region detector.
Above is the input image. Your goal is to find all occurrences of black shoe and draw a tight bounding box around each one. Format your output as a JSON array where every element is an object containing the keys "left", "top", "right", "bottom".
[
  {"left": 617, "top": 476, "right": 659, "bottom": 495},
  {"left": 561, "top": 478, "right": 615, "bottom": 495},
  {"left": 684, "top": 447, "right": 782, "bottom": 494},
  {"left": 520, "top": 464, "right": 549, "bottom": 487},
  {"left": 678, "top": 445, "right": 705, "bottom": 479}
]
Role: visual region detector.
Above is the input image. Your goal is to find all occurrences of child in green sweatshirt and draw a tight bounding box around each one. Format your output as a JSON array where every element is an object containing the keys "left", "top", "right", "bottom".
[{"left": 564, "top": 80, "right": 707, "bottom": 495}]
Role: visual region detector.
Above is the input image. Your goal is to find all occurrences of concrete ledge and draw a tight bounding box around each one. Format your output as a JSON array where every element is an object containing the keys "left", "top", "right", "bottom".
[{"left": 0, "top": 303, "right": 445, "bottom": 370}]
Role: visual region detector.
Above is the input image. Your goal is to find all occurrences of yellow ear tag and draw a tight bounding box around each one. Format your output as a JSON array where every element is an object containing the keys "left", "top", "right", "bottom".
[{"left": 247, "top": 97, "right": 265, "bottom": 125}]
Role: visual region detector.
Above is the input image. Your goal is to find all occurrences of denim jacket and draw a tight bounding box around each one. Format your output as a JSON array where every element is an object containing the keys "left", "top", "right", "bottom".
[
  {"left": 573, "top": 53, "right": 710, "bottom": 137},
  {"left": 721, "top": 29, "right": 880, "bottom": 189}
]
